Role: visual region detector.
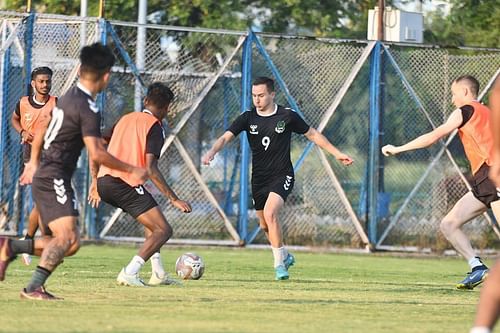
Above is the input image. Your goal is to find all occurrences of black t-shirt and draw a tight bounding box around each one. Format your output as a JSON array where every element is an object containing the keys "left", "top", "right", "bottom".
[
  {"left": 36, "top": 84, "right": 101, "bottom": 178},
  {"left": 227, "top": 104, "right": 310, "bottom": 179},
  {"left": 145, "top": 122, "right": 165, "bottom": 158}
]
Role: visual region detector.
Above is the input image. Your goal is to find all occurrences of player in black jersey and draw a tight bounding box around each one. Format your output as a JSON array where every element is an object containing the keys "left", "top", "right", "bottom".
[
  {"left": 202, "top": 76, "right": 353, "bottom": 280},
  {"left": 11, "top": 67, "right": 57, "bottom": 266},
  {"left": 0, "top": 43, "right": 148, "bottom": 300}
]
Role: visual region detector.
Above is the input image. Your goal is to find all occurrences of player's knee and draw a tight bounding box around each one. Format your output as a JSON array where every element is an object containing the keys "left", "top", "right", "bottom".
[
  {"left": 440, "top": 218, "right": 456, "bottom": 237},
  {"left": 157, "top": 222, "right": 173, "bottom": 242},
  {"left": 66, "top": 237, "right": 81, "bottom": 256},
  {"left": 263, "top": 211, "right": 278, "bottom": 225},
  {"left": 163, "top": 223, "right": 173, "bottom": 241}
]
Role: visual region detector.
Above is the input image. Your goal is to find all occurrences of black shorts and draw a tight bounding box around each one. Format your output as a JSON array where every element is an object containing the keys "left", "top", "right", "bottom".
[
  {"left": 251, "top": 174, "right": 294, "bottom": 211},
  {"left": 471, "top": 163, "right": 500, "bottom": 208},
  {"left": 97, "top": 175, "right": 158, "bottom": 219},
  {"left": 32, "top": 176, "right": 78, "bottom": 225}
]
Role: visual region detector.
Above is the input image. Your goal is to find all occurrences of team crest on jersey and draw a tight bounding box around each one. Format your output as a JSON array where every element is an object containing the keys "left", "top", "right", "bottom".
[
  {"left": 24, "top": 113, "right": 33, "bottom": 124},
  {"left": 249, "top": 124, "right": 258, "bottom": 134},
  {"left": 275, "top": 120, "right": 286, "bottom": 133}
]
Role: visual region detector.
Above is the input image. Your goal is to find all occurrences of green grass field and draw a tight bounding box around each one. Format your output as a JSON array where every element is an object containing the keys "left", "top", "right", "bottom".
[{"left": 0, "top": 245, "right": 492, "bottom": 333}]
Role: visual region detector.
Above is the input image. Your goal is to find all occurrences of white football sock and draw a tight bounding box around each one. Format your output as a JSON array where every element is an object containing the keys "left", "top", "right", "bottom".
[
  {"left": 151, "top": 252, "right": 166, "bottom": 276},
  {"left": 468, "top": 257, "right": 484, "bottom": 270},
  {"left": 271, "top": 247, "right": 286, "bottom": 268},
  {"left": 125, "top": 255, "right": 145, "bottom": 275},
  {"left": 470, "top": 327, "right": 491, "bottom": 333}
]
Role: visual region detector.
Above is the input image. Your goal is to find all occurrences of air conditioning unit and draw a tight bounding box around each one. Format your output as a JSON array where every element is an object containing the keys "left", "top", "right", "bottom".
[{"left": 367, "top": 6, "right": 423, "bottom": 43}]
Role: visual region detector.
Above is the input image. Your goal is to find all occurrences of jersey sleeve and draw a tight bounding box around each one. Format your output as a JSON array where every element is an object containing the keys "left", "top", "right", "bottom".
[
  {"left": 80, "top": 99, "right": 102, "bottom": 138},
  {"left": 14, "top": 101, "right": 21, "bottom": 117},
  {"left": 459, "top": 105, "right": 474, "bottom": 128},
  {"left": 227, "top": 112, "right": 248, "bottom": 136},
  {"left": 146, "top": 122, "right": 165, "bottom": 158},
  {"left": 289, "top": 111, "right": 310, "bottom": 134}
]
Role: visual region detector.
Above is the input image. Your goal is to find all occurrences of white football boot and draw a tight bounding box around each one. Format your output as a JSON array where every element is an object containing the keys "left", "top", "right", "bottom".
[
  {"left": 148, "top": 271, "right": 182, "bottom": 286},
  {"left": 116, "top": 268, "right": 147, "bottom": 287}
]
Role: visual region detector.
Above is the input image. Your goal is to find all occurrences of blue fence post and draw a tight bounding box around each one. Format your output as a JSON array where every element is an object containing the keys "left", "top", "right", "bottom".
[
  {"left": 0, "top": 47, "right": 11, "bottom": 206},
  {"left": 367, "top": 41, "right": 382, "bottom": 244},
  {"left": 222, "top": 77, "right": 232, "bottom": 215},
  {"left": 238, "top": 32, "right": 253, "bottom": 243},
  {"left": 16, "top": 11, "right": 35, "bottom": 235}
]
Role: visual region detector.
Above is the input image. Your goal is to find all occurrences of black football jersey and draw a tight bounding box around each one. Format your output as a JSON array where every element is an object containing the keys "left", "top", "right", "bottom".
[
  {"left": 36, "top": 83, "right": 101, "bottom": 178},
  {"left": 227, "top": 104, "right": 310, "bottom": 179}
]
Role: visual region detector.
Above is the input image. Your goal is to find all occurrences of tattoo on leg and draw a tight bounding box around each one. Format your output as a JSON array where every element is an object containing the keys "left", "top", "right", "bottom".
[{"left": 44, "top": 246, "right": 66, "bottom": 269}]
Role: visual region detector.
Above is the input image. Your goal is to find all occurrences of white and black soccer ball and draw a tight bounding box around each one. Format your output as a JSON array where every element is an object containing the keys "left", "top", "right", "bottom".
[{"left": 175, "top": 253, "right": 205, "bottom": 280}]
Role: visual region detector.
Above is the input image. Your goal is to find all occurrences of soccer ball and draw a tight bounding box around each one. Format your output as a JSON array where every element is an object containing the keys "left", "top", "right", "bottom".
[{"left": 175, "top": 253, "right": 205, "bottom": 280}]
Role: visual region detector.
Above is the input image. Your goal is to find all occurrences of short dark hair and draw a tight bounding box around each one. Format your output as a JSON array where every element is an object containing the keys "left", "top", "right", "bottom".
[
  {"left": 79, "top": 43, "right": 115, "bottom": 79},
  {"left": 146, "top": 82, "right": 174, "bottom": 109},
  {"left": 454, "top": 75, "right": 480, "bottom": 97},
  {"left": 252, "top": 76, "right": 275, "bottom": 92},
  {"left": 31, "top": 66, "right": 53, "bottom": 80}
]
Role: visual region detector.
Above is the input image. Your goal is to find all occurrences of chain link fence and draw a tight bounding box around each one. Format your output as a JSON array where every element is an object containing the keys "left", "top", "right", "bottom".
[
  {"left": 0, "top": 11, "right": 499, "bottom": 251},
  {"left": 377, "top": 45, "right": 500, "bottom": 250}
]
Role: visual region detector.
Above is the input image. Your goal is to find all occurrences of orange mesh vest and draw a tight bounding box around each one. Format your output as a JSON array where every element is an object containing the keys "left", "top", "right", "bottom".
[
  {"left": 19, "top": 95, "right": 56, "bottom": 136},
  {"left": 458, "top": 101, "right": 494, "bottom": 175},
  {"left": 98, "top": 111, "right": 160, "bottom": 186}
]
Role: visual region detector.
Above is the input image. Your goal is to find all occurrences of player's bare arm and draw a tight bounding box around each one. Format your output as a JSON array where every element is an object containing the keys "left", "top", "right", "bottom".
[
  {"left": 304, "top": 127, "right": 353, "bottom": 165},
  {"left": 87, "top": 159, "right": 101, "bottom": 208},
  {"left": 19, "top": 113, "right": 51, "bottom": 185},
  {"left": 146, "top": 153, "right": 192, "bottom": 213},
  {"left": 382, "top": 108, "right": 463, "bottom": 156},
  {"left": 202, "top": 131, "right": 235, "bottom": 165},
  {"left": 83, "top": 136, "right": 148, "bottom": 184},
  {"left": 11, "top": 111, "right": 33, "bottom": 144}
]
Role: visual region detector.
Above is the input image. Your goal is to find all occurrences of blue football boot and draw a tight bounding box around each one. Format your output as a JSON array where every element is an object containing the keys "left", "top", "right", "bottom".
[
  {"left": 284, "top": 253, "right": 295, "bottom": 270},
  {"left": 275, "top": 265, "right": 289, "bottom": 280},
  {"left": 456, "top": 265, "right": 489, "bottom": 290}
]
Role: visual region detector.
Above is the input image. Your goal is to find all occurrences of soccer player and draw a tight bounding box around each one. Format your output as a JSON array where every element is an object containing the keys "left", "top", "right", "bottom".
[
  {"left": 382, "top": 75, "right": 498, "bottom": 290},
  {"left": 469, "top": 77, "right": 500, "bottom": 333},
  {"left": 93, "top": 82, "right": 192, "bottom": 287},
  {"left": 0, "top": 43, "right": 148, "bottom": 300},
  {"left": 11, "top": 66, "right": 57, "bottom": 266},
  {"left": 202, "top": 76, "right": 353, "bottom": 280}
]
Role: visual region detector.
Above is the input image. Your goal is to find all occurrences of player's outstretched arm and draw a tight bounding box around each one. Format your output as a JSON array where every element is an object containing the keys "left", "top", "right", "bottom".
[
  {"left": 382, "top": 108, "right": 463, "bottom": 157},
  {"left": 304, "top": 127, "right": 353, "bottom": 165},
  {"left": 19, "top": 112, "right": 51, "bottom": 185},
  {"left": 83, "top": 136, "right": 148, "bottom": 185},
  {"left": 201, "top": 131, "right": 235, "bottom": 165},
  {"left": 146, "top": 153, "right": 192, "bottom": 213}
]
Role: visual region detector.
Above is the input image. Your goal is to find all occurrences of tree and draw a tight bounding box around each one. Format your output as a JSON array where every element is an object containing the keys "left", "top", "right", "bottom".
[
  {"left": 3, "top": 0, "right": 386, "bottom": 38},
  {"left": 424, "top": 0, "right": 500, "bottom": 48},
  {"left": 3, "top": 0, "right": 499, "bottom": 47}
]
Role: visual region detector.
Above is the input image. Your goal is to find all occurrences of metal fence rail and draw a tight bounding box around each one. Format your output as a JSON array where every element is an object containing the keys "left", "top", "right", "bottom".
[{"left": 0, "top": 11, "right": 499, "bottom": 251}]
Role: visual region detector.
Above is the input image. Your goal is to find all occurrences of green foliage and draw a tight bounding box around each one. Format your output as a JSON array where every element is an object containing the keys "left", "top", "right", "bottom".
[
  {"left": 0, "top": 245, "right": 487, "bottom": 333},
  {"left": 4, "top": 0, "right": 499, "bottom": 47},
  {"left": 424, "top": 0, "right": 500, "bottom": 47}
]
